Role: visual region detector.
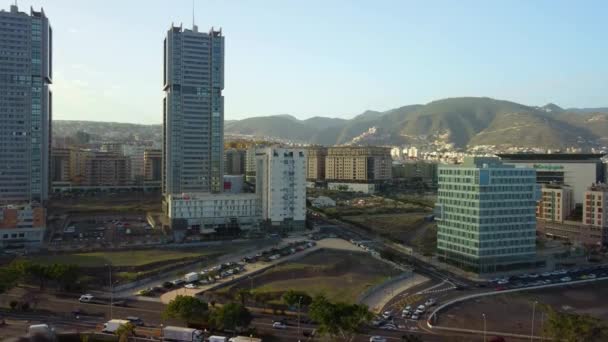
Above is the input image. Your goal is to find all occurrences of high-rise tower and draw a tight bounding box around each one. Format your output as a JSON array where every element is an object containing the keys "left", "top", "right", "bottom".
[
  {"left": 163, "top": 24, "right": 224, "bottom": 195},
  {"left": 0, "top": 5, "right": 52, "bottom": 205}
]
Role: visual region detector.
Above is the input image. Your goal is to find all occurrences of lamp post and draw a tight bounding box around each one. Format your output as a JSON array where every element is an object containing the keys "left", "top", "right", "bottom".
[
  {"left": 530, "top": 300, "right": 538, "bottom": 342},
  {"left": 106, "top": 264, "right": 113, "bottom": 319},
  {"left": 482, "top": 313, "right": 487, "bottom": 342}
]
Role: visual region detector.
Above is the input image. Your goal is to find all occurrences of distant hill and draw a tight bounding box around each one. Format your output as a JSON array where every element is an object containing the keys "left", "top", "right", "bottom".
[
  {"left": 53, "top": 97, "right": 608, "bottom": 148},
  {"left": 223, "top": 97, "right": 608, "bottom": 148}
]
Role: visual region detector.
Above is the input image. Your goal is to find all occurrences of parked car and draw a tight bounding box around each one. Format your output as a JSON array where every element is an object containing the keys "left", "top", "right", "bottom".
[{"left": 126, "top": 316, "right": 144, "bottom": 326}]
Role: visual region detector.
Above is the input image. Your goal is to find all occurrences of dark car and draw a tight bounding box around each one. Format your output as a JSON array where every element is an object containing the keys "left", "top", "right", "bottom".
[{"left": 127, "top": 316, "right": 144, "bottom": 326}]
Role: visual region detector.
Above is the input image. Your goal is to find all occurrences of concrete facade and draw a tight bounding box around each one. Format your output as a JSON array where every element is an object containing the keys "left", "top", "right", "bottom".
[
  {"left": 0, "top": 203, "right": 45, "bottom": 248},
  {"left": 167, "top": 192, "right": 260, "bottom": 231},
  {"left": 224, "top": 148, "right": 246, "bottom": 175},
  {"left": 306, "top": 146, "right": 327, "bottom": 181},
  {"left": 144, "top": 149, "right": 162, "bottom": 181},
  {"left": 163, "top": 25, "right": 225, "bottom": 195},
  {"left": 536, "top": 184, "right": 574, "bottom": 223},
  {"left": 499, "top": 154, "right": 605, "bottom": 205},
  {"left": 256, "top": 148, "right": 307, "bottom": 230},
  {"left": 325, "top": 146, "right": 392, "bottom": 182}
]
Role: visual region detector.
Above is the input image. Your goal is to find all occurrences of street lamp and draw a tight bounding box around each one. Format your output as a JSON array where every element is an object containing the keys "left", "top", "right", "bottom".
[
  {"left": 530, "top": 300, "right": 538, "bottom": 342},
  {"left": 482, "top": 313, "right": 486, "bottom": 342},
  {"left": 106, "top": 264, "right": 113, "bottom": 319}
]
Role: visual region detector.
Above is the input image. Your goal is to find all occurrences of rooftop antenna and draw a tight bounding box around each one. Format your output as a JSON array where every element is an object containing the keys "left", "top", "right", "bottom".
[{"left": 192, "top": 0, "right": 197, "bottom": 31}]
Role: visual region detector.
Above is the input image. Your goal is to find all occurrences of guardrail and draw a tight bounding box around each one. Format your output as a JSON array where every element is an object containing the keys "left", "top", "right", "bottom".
[{"left": 426, "top": 276, "right": 608, "bottom": 339}]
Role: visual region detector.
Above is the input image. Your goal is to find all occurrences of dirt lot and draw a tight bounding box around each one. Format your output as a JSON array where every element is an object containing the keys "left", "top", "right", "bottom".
[
  {"left": 48, "top": 191, "right": 162, "bottom": 215},
  {"left": 215, "top": 249, "right": 400, "bottom": 304},
  {"left": 343, "top": 213, "right": 437, "bottom": 255},
  {"left": 440, "top": 280, "right": 608, "bottom": 335}
]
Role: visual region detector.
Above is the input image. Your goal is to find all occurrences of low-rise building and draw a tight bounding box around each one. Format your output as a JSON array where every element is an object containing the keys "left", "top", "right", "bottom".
[
  {"left": 166, "top": 193, "right": 260, "bottom": 231},
  {"left": 392, "top": 161, "right": 438, "bottom": 187},
  {"left": 310, "top": 196, "right": 336, "bottom": 208},
  {"left": 0, "top": 203, "right": 45, "bottom": 249}
]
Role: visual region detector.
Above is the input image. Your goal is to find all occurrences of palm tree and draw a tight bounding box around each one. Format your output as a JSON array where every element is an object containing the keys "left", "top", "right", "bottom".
[{"left": 115, "top": 322, "right": 135, "bottom": 342}]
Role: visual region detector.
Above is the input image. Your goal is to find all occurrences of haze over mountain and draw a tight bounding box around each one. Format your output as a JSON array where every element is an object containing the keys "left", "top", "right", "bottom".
[{"left": 54, "top": 97, "right": 608, "bottom": 149}]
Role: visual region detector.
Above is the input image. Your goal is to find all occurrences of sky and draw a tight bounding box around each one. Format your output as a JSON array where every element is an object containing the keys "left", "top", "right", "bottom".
[{"left": 8, "top": 0, "right": 608, "bottom": 123}]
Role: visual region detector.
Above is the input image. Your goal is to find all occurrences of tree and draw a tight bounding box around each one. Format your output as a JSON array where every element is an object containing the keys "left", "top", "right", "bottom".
[
  {"left": 163, "top": 295, "right": 209, "bottom": 325},
  {"left": 210, "top": 302, "right": 252, "bottom": 332},
  {"left": 115, "top": 322, "right": 135, "bottom": 342},
  {"left": 282, "top": 290, "right": 312, "bottom": 307},
  {"left": 0, "top": 263, "right": 24, "bottom": 294},
  {"left": 308, "top": 294, "right": 373, "bottom": 342},
  {"left": 236, "top": 288, "right": 250, "bottom": 306},
  {"left": 542, "top": 304, "right": 608, "bottom": 342}
]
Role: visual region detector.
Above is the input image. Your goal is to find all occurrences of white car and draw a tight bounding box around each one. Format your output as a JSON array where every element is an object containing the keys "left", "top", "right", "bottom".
[
  {"left": 369, "top": 336, "right": 387, "bottom": 342},
  {"left": 79, "top": 294, "right": 94, "bottom": 302},
  {"left": 382, "top": 311, "right": 392, "bottom": 319},
  {"left": 185, "top": 283, "right": 198, "bottom": 289},
  {"left": 425, "top": 298, "right": 436, "bottom": 306},
  {"left": 497, "top": 279, "right": 509, "bottom": 285},
  {"left": 560, "top": 276, "right": 572, "bottom": 282},
  {"left": 417, "top": 305, "right": 426, "bottom": 312},
  {"left": 272, "top": 322, "right": 287, "bottom": 329},
  {"left": 404, "top": 305, "right": 412, "bottom": 311},
  {"left": 411, "top": 314, "right": 419, "bottom": 320}
]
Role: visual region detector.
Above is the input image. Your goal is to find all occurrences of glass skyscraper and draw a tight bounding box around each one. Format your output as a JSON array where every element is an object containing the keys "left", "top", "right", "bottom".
[
  {"left": 0, "top": 5, "right": 52, "bottom": 204},
  {"left": 163, "top": 24, "right": 224, "bottom": 195},
  {"left": 436, "top": 157, "right": 538, "bottom": 273}
]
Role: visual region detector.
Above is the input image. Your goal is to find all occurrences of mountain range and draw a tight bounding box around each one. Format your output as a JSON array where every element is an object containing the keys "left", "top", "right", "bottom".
[{"left": 54, "top": 97, "right": 608, "bottom": 149}]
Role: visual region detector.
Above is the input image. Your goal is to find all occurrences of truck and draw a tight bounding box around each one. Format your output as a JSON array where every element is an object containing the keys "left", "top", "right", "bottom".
[
  {"left": 28, "top": 324, "right": 55, "bottom": 339},
  {"left": 162, "top": 326, "right": 204, "bottom": 342},
  {"left": 102, "top": 319, "right": 130, "bottom": 333},
  {"left": 229, "top": 337, "right": 262, "bottom": 342},
  {"left": 184, "top": 272, "right": 200, "bottom": 283}
]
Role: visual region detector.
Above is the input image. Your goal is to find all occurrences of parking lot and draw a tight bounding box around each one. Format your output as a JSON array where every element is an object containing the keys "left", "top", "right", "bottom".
[
  {"left": 48, "top": 214, "right": 164, "bottom": 250},
  {"left": 136, "top": 240, "right": 318, "bottom": 302}
]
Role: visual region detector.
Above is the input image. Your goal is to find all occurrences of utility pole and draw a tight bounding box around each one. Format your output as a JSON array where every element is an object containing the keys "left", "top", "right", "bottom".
[
  {"left": 530, "top": 300, "right": 538, "bottom": 342},
  {"left": 298, "top": 296, "right": 303, "bottom": 337},
  {"left": 107, "top": 264, "right": 113, "bottom": 319},
  {"left": 482, "top": 313, "right": 486, "bottom": 342}
]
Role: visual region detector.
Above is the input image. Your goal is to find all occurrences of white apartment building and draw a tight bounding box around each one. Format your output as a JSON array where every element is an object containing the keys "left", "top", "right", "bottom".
[{"left": 256, "top": 147, "right": 307, "bottom": 230}]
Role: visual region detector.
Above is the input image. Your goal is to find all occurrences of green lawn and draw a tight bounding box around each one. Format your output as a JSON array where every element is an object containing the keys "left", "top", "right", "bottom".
[{"left": 222, "top": 249, "right": 399, "bottom": 304}]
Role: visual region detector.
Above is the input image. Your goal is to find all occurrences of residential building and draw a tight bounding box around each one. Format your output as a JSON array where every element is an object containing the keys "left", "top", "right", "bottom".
[
  {"left": 536, "top": 184, "right": 574, "bottom": 223},
  {"left": 256, "top": 148, "right": 307, "bottom": 230},
  {"left": 324, "top": 146, "right": 391, "bottom": 193},
  {"left": 224, "top": 148, "right": 246, "bottom": 175},
  {"left": 435, "top": 157, "right": 538, "bottom": 273},
  {"left": 245, "top": 147, "right": 258, "bottom": 183},
  {"left": 392, "top": 161, "right": 438, "bottom": 187},
  {"left": 583, "top": 183, "right": 608, "bottom": 228},
  {"left": 163, "top": 24, "right": 225, "bottom": 195},
  {"left": 144, "top": 149, "right": 162, "bottom": 181},
  {"left": 0, "top": 203, "right": 45, "bottom": 248},
  {"left": 69, "top": 150, "right": 130, "bottom": 186},
  {"left": 51, "top": 148, "right": 70, "bottom": 182},
  {"left": 498, "top": 153, "right": 605, "bottom": 205},
  {"left": 167, "top": 192, "right": 260, "bottom": 231},
  {"left": 0, "top": 5, "right": 52, "bottom": 204},
  {"left": 306, "top": 146, "right": 327, "bottom": 181},
  {"left": 122, "top": 144, "right": 147, "bottom": 182}
]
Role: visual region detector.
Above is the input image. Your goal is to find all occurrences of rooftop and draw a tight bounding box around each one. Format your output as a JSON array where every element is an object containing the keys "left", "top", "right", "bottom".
[{"left": 497, "top": 153, "right": 606, "bottom": 161}]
